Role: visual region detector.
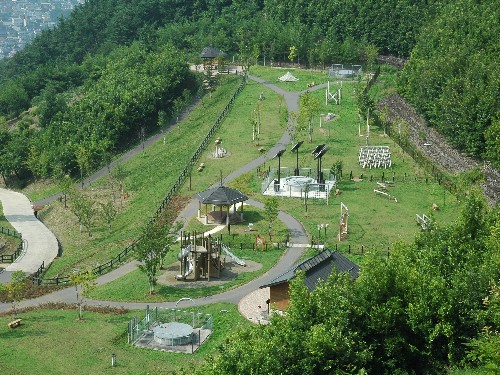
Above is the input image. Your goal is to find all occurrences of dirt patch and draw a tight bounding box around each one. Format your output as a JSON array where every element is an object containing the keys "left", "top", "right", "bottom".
[
  {"left": 377, "top": 94, "right": 499, "bottom": 205},
  {"left": 157, "top": 259, "right": 262, "bottom": 288}
]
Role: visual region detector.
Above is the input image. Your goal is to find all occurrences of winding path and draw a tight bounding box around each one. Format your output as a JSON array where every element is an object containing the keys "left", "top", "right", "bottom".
[
  {"left": 0, "top": 189, "right": 58, "bottom": 283},
  {"left": 0, "top": 75, "right": 311, "bottom": 313}
]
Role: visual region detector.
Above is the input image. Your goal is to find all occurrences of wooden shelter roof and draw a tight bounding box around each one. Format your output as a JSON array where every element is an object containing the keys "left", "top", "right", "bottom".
[{"left": 196, "top": 186, "right": 248, "bottom": 205}]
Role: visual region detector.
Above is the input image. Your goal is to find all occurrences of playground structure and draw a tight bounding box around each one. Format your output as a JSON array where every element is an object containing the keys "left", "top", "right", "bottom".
[
  {"left": 128, "top": 302, "right": 213, "bottom": 354},
  {"left": 326, "top": 81, "right": 342, "bottom": 105},
  {"left": 176, "top": 232, "right": 246, "bottom": 281},
  {"left": 328, "top": 64, "right": 362, "bottom": 79},
  {"left": 338, "top": 202, "right": 349, "bottom": 241},
  {"left": 358, "top": 146, "right": 392, "bottom": 169},
  {"left": 373, "top": 181, "right": 398, "bottom": 202},
  {"left": 177, "top": 232, "right": 223, "bottom": 281}
]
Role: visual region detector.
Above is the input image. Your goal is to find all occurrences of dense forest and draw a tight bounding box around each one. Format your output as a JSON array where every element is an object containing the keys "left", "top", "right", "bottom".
[{"left": 0, "top": 0, "right": 498, "bottom": 184}]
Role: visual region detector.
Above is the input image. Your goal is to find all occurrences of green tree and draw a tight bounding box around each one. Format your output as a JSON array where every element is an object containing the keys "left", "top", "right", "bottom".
[
  {"left": 0, "top": 271, "right": 27, "bottom": 316},
  {"left": 69, "top": 190, "right": 96, "bottom": 237},
  {"left": 69, "top": 268, "right": 97, "bottom": 320},
  {"left": 264, "top": 196, "right": 279, "bottom": 241},
  {"left": 99, "top": 200, "right": 117, "bottom": 233},
  {"left": 364, "top": 44, "right": 379, "bottom": 74},
  {"left": 297, "top": 91, "right": 320, "bottom": 143},
  {"left": 135, "top": 220, "right": 179, "bottom": 295},
  {"left": 466, "top": 279, "right": 500, "bottom": 373},
  {"left": 288, "top": 45, "right": 297, "bottom": 64}
]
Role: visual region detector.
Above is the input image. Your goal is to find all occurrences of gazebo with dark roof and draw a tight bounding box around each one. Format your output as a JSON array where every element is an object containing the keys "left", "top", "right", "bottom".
[
  {"left": 196, "top": 186, "right": 248, "bottom": 225},
  {"left": 200, "top": 46, "right": 226, "bottom": 59}
]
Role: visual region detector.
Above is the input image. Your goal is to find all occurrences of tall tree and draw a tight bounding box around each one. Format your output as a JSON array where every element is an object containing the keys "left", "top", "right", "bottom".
[
  {"left": 135, "top": 220, "right": 179, "bottom": 295},
  {"left": 69, "top": 268, "right": 97, "bottom": 321}
]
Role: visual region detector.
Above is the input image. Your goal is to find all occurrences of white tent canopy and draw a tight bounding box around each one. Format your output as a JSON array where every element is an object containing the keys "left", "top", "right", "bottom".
[{"left": 278, "top": 71, "right": 299, "bottom": 82}]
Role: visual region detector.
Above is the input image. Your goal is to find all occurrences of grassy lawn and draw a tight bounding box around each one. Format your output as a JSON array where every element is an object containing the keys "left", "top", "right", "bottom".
[
  {"left": 221, "top": 70, "right": 462, "bottom": 260},
  {"left": 175, "top": 76, "right": 288, "bottom": 195},
  {"left": 249, "top": 65, "right": 358, "bottom": 92},
  {"left": 38, "top": 76, "right": 245, "bottom": 277},
  {"left": 0, "top": 303, "right": 250, "bottom": 374}
]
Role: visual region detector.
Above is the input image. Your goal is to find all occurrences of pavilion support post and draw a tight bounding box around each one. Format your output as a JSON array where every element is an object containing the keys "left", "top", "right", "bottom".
[{"left": 198, "top": 202, "right": 201, "bottom": 218}]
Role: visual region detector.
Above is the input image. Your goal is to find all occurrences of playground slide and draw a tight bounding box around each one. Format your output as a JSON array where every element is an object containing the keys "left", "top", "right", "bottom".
[
  {"left": 221, "top": 244, "right": 246, "bottom": 267},
  {"left": 176, "top": 257, "right": 193, "bottom": 280},
  {"left": 176, "top": 245, "right": 194, "bottom": 280}
]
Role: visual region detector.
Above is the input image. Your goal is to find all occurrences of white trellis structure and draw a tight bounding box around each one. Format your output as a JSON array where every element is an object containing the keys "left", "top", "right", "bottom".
[
  {"left": 358, "top": 146, "right": 392, "bottom": 169},
  {"left": 326, "top": 81, "right": 342, "bottom": 105},
  {"left": 416, "top": 213, "right": 430, "bottom": 229},
  {"left": 338, "top": 202, "right": 349, "bottom": 241}
]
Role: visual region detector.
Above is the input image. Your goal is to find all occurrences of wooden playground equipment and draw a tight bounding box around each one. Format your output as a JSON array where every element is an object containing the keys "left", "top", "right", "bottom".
[
  {"left": 177, "top": 231, "right": 224, "bottom": 281},
  {"left": 338, "top": 202, "right": 349, "bottom": 241}
]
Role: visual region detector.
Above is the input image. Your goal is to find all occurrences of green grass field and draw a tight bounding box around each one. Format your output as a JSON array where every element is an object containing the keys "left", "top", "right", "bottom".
[{"left": 0, "top": 303, "right": 251, "bottom": 375}]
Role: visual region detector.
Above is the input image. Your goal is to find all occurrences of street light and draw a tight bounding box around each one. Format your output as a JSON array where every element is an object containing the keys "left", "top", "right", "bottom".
[
  {"left": 290, "top": 141, "right": 303, "bottom": 176},
  {"left": 272, "top": 149, "right": 286, "bottom": 192}
]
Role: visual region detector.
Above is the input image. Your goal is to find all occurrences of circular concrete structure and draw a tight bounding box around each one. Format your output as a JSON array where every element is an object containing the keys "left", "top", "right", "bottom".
[
  {"left": 284, "top": 176, "right": 315, "bottom": 192},
  {"left": 153, "top": 322, "right": 193, "bottom": 346}
]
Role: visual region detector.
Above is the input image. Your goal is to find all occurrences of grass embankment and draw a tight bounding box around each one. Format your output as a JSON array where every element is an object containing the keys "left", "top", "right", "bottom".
[
  {"left": 0, "top": 303, "right": 250, "bottom": 375},
  {"left": 35, "top": 75, "right": 245, "bottom": 277}
]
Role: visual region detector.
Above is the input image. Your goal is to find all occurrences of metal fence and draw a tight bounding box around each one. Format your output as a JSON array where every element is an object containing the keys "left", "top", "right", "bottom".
[{"left": 128, "top": 306, "right": 213, "bottom": 354}]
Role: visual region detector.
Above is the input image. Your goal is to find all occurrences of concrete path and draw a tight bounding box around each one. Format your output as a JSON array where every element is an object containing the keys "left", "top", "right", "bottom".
[
  {"left": 0, "top": 189, "right": 58, "bottom": 283},
  {"left": 0, "top": 74, "right": 312, "bottom": 313}
]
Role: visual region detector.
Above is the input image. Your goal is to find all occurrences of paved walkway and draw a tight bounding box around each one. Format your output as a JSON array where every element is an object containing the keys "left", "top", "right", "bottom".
[
  {"left": 0, "top": 74, "right": 312, "bottom": 316},
  {"left": 0, "top": 189, "right": 58, "bottom": 283}
]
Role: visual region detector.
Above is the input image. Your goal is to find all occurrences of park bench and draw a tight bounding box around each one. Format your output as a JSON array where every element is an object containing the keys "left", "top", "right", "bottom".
[{"left": 8, "top": 318, "right": 22, "bottom": 329}]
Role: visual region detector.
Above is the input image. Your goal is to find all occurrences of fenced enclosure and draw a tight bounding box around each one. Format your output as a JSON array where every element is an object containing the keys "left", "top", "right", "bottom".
[
  {"left": 260, "top": 167, "right": 336, "bottom": 204},
  {"left": 328, "top": 64, "right": 363, "bottom": 79},
  {"left": 128, "top": 306, "right": 213, "bottom": 354}
]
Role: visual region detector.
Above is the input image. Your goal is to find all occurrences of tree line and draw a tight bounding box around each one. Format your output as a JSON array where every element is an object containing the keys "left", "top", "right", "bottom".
[{"left": 0, "top": 0, "right": 497, "bottom": 183}]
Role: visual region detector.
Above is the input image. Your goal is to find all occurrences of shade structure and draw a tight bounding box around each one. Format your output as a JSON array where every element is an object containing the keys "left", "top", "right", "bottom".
[
  {"left": 278, "top": 71, "right": 299, "bottom": 82},
  {"left": 196, "top": 186, "right": 248, "bottom": 205},
  {"left": 200, "top": 46, "right": 226, "bottom": 59}
]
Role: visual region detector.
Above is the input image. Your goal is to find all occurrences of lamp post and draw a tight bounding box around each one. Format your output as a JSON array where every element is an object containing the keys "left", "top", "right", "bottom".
[
  {"left": 290, "top": 141, "right": 303, "bottom": 176},
  {"left": 272, "top": 149, "right": 286, "bottom": 192}
]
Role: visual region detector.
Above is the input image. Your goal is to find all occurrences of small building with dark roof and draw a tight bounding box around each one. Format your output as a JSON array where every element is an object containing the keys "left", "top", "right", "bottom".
[{"left": 260, "top": 250, "right": 359, "bottom": 310}]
